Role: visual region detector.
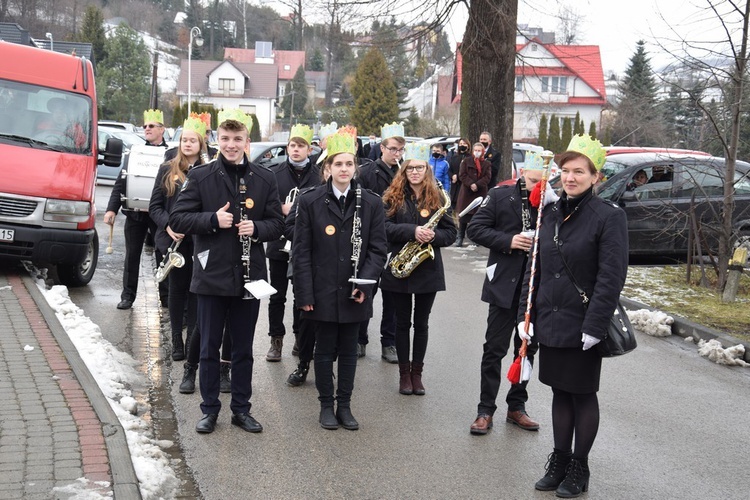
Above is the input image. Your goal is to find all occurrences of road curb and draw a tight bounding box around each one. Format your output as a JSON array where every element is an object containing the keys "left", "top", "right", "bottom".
[
  {"left": 621, "top": 295, "right": 750, "bottom": 363},
  {"left": 22, "top": 275, "right": 143, "bottom": 500}
]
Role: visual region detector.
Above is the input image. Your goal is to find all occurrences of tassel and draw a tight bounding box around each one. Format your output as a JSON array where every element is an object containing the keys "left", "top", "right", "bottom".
[
  {"left": 507, "top": 355, "right": 521, "bottom": 384},
  {"left": 529, "top": 181, "right": 542, "bottom": 208}
]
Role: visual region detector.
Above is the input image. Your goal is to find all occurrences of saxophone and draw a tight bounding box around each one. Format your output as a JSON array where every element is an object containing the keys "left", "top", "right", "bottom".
[{"left": 389, "top": 184, "right": 451, "bottom": 278}]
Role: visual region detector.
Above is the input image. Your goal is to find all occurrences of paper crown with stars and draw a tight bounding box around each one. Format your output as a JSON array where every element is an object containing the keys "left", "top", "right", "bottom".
[
  {"left": 403, "top": 142, "right": 430, "bottom": 162},
  {"left": 289, "top": 124, "right": 314, "bottom": 145},
  {"left": 217, "top": 108, "right": 253, "bottom": 133},
  {"left": 326, "top": 130, "right": 357, "bottom": 157},
  {"left": 523, "top": 150, "right": 545, "bottom": 171},
  {"left": 190, "top": 112, "right": 211, "bottom": 130},
  {"left": 318, "top": 122, "right": 339, "bottom": 140},
  {"left": 143, "top": 109, "right": 164, "bottom": 125},
  {"left": 182, "top": 116, "right": 207, "bottom": 137},
  {"left": 381, "top": 122, "right": 405, "bottom": 140},
  {"left": 566, "top": 134, "right": 606, "bottom": 171}
]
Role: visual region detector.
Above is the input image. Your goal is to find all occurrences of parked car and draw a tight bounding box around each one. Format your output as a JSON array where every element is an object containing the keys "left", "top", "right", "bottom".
[
  {"left": 98, "top": 120, "right": 139, "bottom": 134},
  {"left": 248, "top": 141, "right": 321, "bottom": 169},
  {"left": 97, "top": 126, "right": 144, "bottom": 183},
  {"left": 594, "top": 153, "right": 750, "bottom": 256}
]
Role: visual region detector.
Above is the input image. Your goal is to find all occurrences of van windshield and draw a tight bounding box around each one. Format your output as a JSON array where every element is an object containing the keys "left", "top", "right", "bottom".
[{"left": 0, "top": 78, "right": 91, "bottom": 154}]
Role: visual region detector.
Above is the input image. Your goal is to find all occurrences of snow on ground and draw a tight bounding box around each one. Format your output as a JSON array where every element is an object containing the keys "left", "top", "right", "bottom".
[
  {"left": 626, "top": 308, "right": 674, "bottom": 337},
  {"left": 697, "top": 339, "right": 750, "bottom": 367},
  {"left": 38, "top": 284, "right": 179, "bottom": 500}
]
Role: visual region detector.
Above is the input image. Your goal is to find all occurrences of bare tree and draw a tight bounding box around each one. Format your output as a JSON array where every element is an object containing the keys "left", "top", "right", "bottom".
[{"left": 556, "top": 3, "right": 582, "bottom": 45}]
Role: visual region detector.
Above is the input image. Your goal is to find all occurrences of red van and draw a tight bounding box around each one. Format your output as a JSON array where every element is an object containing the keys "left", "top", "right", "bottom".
[{"left": 0, "top": 41, "right": 122, "bottom": 286}]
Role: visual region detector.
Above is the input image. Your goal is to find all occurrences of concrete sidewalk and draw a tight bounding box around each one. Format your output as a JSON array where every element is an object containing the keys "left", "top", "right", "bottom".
[{"left": 0, "top": 269, "right": 140, "bottom": 499}]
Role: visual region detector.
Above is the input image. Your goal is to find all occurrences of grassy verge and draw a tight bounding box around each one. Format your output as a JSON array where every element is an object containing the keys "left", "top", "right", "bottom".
[{"left": 624, "top": 265, "right": 750, "bottom": 342}]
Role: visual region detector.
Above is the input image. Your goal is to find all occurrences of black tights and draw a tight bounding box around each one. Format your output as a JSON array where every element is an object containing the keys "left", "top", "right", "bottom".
[
  {"left": 551, "top": 388, "right": 599, "bottom": 459},
  {"left": 393, "top": 292, "right": 436, "bottom": 364}
]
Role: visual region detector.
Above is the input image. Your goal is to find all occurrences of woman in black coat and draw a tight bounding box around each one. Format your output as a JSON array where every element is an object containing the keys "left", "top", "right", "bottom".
[
  {"left": 448, "top": 137, "right": 471, "bottom": 207},
  {"left": 381, "top": 151, "right": 456, "bottom": 396},
  {"left": 518, "top": 137, "right": 628, "bottom": 498},
  {"left": 293, "top": 134, "right": 387, "bottom": 430}
]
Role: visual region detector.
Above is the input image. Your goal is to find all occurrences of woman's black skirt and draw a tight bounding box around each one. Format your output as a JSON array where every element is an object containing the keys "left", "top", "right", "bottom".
[{"left": 538, "top": 344, "right": 602, "bottom": 394}]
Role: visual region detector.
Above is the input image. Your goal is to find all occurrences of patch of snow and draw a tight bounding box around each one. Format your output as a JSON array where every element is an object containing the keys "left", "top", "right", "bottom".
[
  {"left": 24, "top": 344, "right": 35, "bottom": 351},
  {"left": 0, "top": 285, "right": 11, "bottom": 291},
  {"left": 627, "top": 309, "right": 674, "bottom": 337},
  {"left": 697, "top": 339, "right": 750, "bottom": 367},
  {"left": 52, "top": 477, "right": 112, "bottom": 499}
]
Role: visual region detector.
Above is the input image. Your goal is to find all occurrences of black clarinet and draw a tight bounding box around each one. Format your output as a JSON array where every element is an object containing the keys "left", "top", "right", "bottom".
[
  {"left": 239, "top": 178, "right": 253, "bottom": 299},
  {"left": 349, "top": 187, "right": 363, "bottom": 299}
]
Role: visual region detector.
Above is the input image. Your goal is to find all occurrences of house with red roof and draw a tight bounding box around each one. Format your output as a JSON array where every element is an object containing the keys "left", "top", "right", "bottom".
[
  {"left": 224, "top": 45, "right": 306, "bottom": 97},
  {"left": 452, "top": 39, "right": 606, "bottom": 142}
]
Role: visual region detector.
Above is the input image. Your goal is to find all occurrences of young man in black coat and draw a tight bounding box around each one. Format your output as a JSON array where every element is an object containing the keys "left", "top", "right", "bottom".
[
  {"left": 479, "top": 131, "right": 502, "bottom": 186},
  {"left": 169, "top": 112, "right": 284, "bottom": 434},
  {"left": 265, "top": 124, "right": 320, "bottom": 362},
  {"left": 466, "top": 153, "right": 551, "bottom": 435}
]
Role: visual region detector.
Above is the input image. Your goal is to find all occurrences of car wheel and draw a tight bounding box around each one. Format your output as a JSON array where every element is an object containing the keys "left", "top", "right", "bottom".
[{"left": 56, "top": 230, "right": 99, "bottom": 287}]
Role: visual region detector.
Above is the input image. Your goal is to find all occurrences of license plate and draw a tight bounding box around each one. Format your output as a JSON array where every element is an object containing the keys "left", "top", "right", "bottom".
[{"left": 0, "top": 228, "right": 14, "bottom": 242}]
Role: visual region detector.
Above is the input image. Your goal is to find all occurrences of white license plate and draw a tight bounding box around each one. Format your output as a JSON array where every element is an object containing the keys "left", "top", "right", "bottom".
[{"left": 0, "top": 228, "right": 14, "bottom": 242}]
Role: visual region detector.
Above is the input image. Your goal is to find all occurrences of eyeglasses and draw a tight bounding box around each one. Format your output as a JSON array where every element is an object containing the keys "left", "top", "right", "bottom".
[
  {"left": 384, "top": 147, "right": 405, "bottom": 154},
  {"left": 144, "top": 124, "right": 162, "bottom": 129},
  {"left": 405, "top": 165, "right": 426, "bottom": 173}
]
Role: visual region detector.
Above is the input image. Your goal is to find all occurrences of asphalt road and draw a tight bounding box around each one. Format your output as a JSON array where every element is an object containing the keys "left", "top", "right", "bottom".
[{"left": 67, "top": 185, "right": 750, "bottom": 499}]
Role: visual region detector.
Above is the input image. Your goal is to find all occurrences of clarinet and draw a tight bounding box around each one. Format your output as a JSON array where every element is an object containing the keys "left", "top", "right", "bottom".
[
  {"left": 239, "top": 178, "right": 254, "bottom": 299},
  {"left": 520, "top": 178, "right": 531, "bottom": 233},
  {"left": 349, "top": 187, "right": 363, "bottom": 299}
]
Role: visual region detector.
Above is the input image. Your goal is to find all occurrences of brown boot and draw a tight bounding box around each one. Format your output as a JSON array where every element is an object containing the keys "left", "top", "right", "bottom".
[
  {"left": 398, "top": 362, "right": 413, "bottom": 395},
  {"left": 411, "top": 361, "right": 425, "bottom": 395},
  {"left": 266, "top": 336, "right": 283, "bottom": 362}
]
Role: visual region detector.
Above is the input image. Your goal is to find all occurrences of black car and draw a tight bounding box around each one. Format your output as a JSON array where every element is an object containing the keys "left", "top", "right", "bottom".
[{"left": 593, "top": 153, "right": 750, "bottom": 256}]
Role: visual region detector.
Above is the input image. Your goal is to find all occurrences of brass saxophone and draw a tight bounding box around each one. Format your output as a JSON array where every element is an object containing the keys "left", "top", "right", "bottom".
[{"left": 389, "top": 183, "right": 451, "bottom": 278}]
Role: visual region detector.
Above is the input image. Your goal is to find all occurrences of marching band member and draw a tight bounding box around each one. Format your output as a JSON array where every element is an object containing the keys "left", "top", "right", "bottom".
[
  {"left": 170, "top": 110, "right": 284, "bottom": 434},
  {"left": 380, "top": 142, "right": 456, "bottom": 396},
  {"left": 104, "top": 108, "right": 168, "bottom": 310},
  {"left": 266, "top": 124, "right": 320, "bottom": 362},
  {"left": 293, "top": 129, "right": 387, "bottom": 430}
]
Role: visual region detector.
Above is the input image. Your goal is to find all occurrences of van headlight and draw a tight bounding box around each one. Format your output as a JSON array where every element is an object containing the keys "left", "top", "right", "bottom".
[{"left": 44, "top": 199, "right": 91, "bottom": 223}]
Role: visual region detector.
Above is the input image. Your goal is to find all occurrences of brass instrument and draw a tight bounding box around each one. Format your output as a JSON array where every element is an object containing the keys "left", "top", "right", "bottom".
[
  {"left": 155, "top": 239, "right": 185, "bottom": 282},
  {"left": 389, "top": 183, "right": 451, "bottom": 279},
  {"left": 279, "top": 186, "right": 299, "bottom": 253}
]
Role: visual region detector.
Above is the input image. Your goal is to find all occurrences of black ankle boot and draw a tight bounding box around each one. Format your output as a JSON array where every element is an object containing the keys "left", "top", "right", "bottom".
[
  {"left": 535, "top": 449, "right": 572, "bottom": 491},
  {"left": 287, "top": 361, "right": 309, "bottom": 387},
  {"left": 319, "top": 406, "right": 339, "bottom": 430},
  {"left": 219, "top": 363, "right": 231, "bottom": 393},
  {"left": 335, "top": 406, "right": 359, "bottom": 430},
  {"left": 555, "top": 458, "right": 590, "bottom": 498},
  {"left": 179, "top": 363, "right": 197, "bottom": 394},
  {"left": 171, "top": 334, "right": 185, "bottom": 361}
]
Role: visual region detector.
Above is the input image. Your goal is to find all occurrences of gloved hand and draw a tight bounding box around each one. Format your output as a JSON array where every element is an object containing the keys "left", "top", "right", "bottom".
[
  {"left": 518, "top": 321, "right": 534, "bottom": 341},
  {"left": 582, "top": 333, "right": 601, "bottom": 351},
  {"left": 542, "top": 181, "right": 560, "bottom": 207},
  {"left": 529, "top": 181, "right": 560, "bottom": 208}
]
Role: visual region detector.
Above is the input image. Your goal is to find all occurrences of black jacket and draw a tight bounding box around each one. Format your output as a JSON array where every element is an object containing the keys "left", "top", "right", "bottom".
[
  {"left": 467, "top": 181, "right": 537, "bottom": 309},
  {"left": 380, "top": 188, "right": 456, "bottom": 294},
  {"left": 169, "top": 154, "right": 284, "bottom": 297},
  {"left": 357, "top": 159, "right": 398, "bottom": 196},
  {"left": 484, "top": 144, "right": 502, "bottom": 184},
  {"left": 106, "top": 139, "right": 168, "bottom": 218},
  {"left": 267, "top": 160, "right": 321, "bottom": 261},
  {"left": 292, "top": 179, "right": 387, "bottom": 323},
  {"left": 518, "top": 191, "right": 628, "bottom": 347}
]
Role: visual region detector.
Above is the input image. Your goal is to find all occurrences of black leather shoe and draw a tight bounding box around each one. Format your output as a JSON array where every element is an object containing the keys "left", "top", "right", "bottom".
[
  {"left": 319, "top": 407, "right": 339, "bottom": 430},
  {"left": 195, "top": 414, "right": 218, "bottom": 433},
  {"left": 336, "top": 407, "right": 359, "bottom": 430},
  {"left": 286, "top": 362, "right": 309, "bottom": 387},
  {"left": 116, "top": 299, "right": 133, "bottom": 310},
  {"left": 231, "top": 412, "right": 263, "bottom": 433}
]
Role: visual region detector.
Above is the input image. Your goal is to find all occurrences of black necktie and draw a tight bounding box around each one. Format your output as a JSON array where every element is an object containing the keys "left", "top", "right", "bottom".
[{"left": 339, "top": 195, "right": 346, "bottom": 214}]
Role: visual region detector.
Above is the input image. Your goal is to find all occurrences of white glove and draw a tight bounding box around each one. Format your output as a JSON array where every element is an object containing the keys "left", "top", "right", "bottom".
[
  {"left": 542, "top": 182, "right": 560, "bottom": 207},
  {"left": 582, "top": 333, "right": 601, "bottom": 351},
  {"left": 517, "top": 321, "right": 534, "bottom": 341}
]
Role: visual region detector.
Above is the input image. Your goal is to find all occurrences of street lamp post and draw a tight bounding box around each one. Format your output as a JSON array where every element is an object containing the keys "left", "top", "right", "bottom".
[{"left": 188, "top": 27, "right": 204, "bottom": 116}]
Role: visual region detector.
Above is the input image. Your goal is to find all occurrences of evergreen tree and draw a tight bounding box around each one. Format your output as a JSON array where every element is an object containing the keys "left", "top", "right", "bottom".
[
  {"left": 613, "top": 40, "right": 664, "bottom": 145},
  {"left": 548, "top": 114, "right": 561, "bottom": 153},
  {"left": 602, "top": 126, "right": 612, "bottom": 147},
  {"left": 573, "top": 111, "right": 584, "bottom": 135},
  {"left": 97, "top": 24, "right": 151, "bottom": 122},
  {"left": 249, "top": 114, "right": 261, "bottom": 142},
  {"left": 280, "top": 66, "right": 308, "bottom": 119},
  {"left": 350, "top": 48, "right": 398, "bottom": 135},
  {"left": 588, "top": 121, "right": 597, "bottom": 140},
  {"left": 561, "top": 117, "right": 573, "bottom": 149},
  {"left": 309, "top": 49, "right": 325, "bottom": 71},
  {"left": 538, "top": 114, "right": 548, "bottom": 149},
  {"left": 74, "top": 5, "right": 107, "bottom": 66},
  {"left": 404, "top": 107, "right": 420, "bottom": 135}
]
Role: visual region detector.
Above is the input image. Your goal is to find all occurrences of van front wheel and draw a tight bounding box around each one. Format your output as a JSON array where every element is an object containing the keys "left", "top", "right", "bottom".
[{"left": 57, "top": 230, "right": 99, "bottom": 287}]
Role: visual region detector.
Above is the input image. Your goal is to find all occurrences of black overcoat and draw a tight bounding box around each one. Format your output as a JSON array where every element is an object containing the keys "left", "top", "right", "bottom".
[
  {"left": 380, "top": 187, "right": 456, "bottom": 294},
  {"left": 357, "top": 159, "right": 397, "bottom": 196},
  {"left": 168, "top": 154, "right": 284, "bottom": 297},
  {"left": 467, "top": 181, "right": 536, "bottom": 309},
  {"left": 518, "top": 191, "right": 628, "bottom": 347},
  {"left": 292, "top": 179, "right": 387, "bottom": 323}
]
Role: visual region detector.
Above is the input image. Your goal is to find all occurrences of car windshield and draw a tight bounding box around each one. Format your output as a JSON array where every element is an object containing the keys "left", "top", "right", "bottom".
[{"left": 0, "top": 78, "right": 92, "bottom": 154}]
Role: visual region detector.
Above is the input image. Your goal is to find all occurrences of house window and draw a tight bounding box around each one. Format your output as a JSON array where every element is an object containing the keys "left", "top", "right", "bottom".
[
  {"left": 284, "top": 64, "right": 291, "bottom": 71},
  {"left": 515, "top": 76, "right": 523, "bottom": 92},
  {"left": 218, "top": 78, "right": 235, "bottom": 91},
  {"left": 541, "top": 76, "right": 568, "bottom": 93},
  {"left": 240, "top": 105, "right": 256, "bottom": 115}
]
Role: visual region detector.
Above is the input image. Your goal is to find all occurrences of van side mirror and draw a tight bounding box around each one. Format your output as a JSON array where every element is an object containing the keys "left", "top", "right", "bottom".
[{"left": 100, "top": 137, "right": 123, "bottom": 167}]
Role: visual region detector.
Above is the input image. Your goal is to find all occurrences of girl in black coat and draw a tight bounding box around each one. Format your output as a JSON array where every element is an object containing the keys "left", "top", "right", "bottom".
[
  {"left": 381, "top": 152, "right": 456, "bottom": 395},
  {"left": 518, "top": 138, "right": 628, "bottom": 497},
  {"left": 293, "top": 138, "right": 387, "bottom": 430}
]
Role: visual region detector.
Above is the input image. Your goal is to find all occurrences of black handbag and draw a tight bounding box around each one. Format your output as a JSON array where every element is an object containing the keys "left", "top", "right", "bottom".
[{"left": 555, "top": 223, "right": 637, "bottom": 357}]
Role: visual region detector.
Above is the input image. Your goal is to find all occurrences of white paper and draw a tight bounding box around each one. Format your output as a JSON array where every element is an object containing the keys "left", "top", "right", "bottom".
[
  {"left": 486, "top": 263, "right": 497, "bottom": 281},
  {"left": 349, "top": 278, "right": 377, "bottom": 285},
  {"left": 197, "top": 249, "right": 209, "bottom": 270},
  {"left": 521, "top": 357, "right": 533, "bottom": 382},
  {"left": 244, "top": 280, "right": 277, "bottom": 300}
]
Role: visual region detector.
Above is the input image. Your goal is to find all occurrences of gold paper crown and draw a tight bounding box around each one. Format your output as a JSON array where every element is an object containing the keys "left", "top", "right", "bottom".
[
  {"left": 190, "top": 112, "right": 211, "bottom": 130},
  {"left": 404, "top": 143, "right": 430, "bottom": 162},
  {"left": 143, "top": 109, "right": 164, "bottom": 125},
  {"left": 183, "top": 116, "right": 207, "bottom": 137},
  {"left": 523, "top": 150, "right": 545, "bottom": 171},
  {"left": 566, "top": 134, "right": 606, "bottom": 171},
  {"left": 381, "top": 122, "right": 405, "bottom": 140},
  {"left": 326, "top": 131, "right": 357, "bottom": 157},
  {"left": 318, "top": 122, "right": 338, "bottom": 140},
  {"left": 290, "top": 124, "right": 314, "bottom": 145},
  {"left": 218, "top": 108, "right": 253, "bottom": 133}
]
